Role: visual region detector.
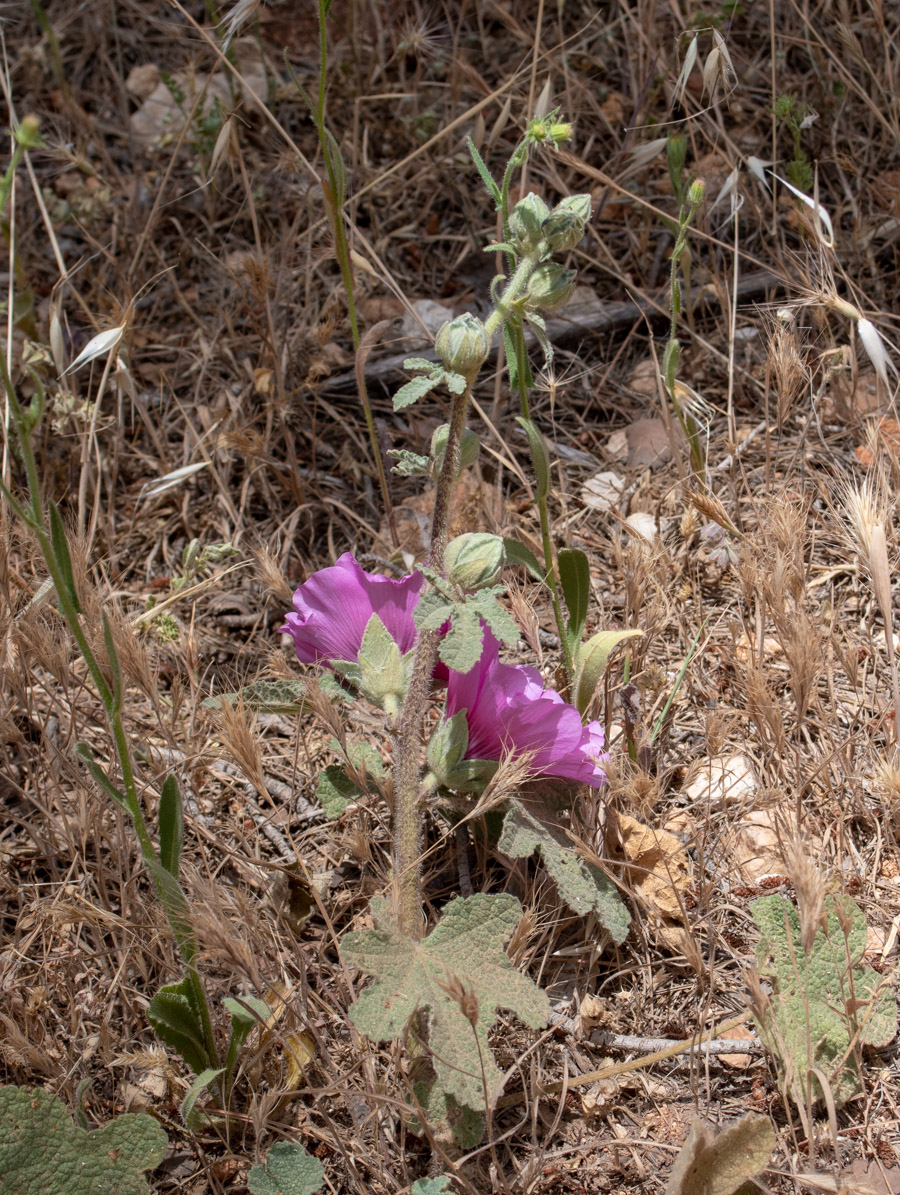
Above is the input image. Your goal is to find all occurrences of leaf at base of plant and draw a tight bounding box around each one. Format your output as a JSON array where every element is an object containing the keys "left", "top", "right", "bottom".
[
  {"left": 340, "top": 893, "right": 550, "bottom": 1110},
  {"left": 498, "top": 799, "right": 630, "bottom": 944},
  {"left": 247, "top": 1141, "right": 325, "bottom": 1195},
  {"left": 0, "top": 1085, "right": 168, "bottom": 1195},
  {"left": 750, "top": 892, "right": 898, "bottom": 1107}
]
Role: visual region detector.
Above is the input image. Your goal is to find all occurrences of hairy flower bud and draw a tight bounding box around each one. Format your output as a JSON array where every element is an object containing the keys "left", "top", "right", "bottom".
[
  {"left": 430, "top": 424, "right": 480, "bottom": 480},
  {"left": 445, "top": 532, "right": 505, "bottom": 590},
  {"left": 509, "top": 193, "right": 550, "bottom": 251},
  {"left": 524, "top": 263, "right": 577, "bottom": 313},
  {"left": 434, "top": 313, "right": 489, "bottom": 380},
  {"left": 541, "top": 194, "right": 592, "bottom": 252},
  {"left": 688, "top": 177, "right": 706, "bottom": 208}
]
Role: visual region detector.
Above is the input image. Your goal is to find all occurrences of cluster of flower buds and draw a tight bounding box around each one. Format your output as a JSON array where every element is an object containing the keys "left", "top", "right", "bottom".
[{"left": 509, "top": 192, "right": 591, "bottom": 260}]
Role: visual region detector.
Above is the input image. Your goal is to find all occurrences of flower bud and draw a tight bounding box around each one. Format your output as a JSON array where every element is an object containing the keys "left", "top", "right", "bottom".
[
  {"left": 541, "top": 194, "right": 592, "bottom": 252},
  {"left": 15, "top": 114, "right": 41, "bottom": 149},
  {"left": 524, "top": 262, "right": 577, "bottom": 313},
  {"left": 445, "top": 532, "right": 505, "bottom": 590},
  {"left": 688, "top": 177, "right": 706, "bottom": 208},
  {"left": 430, "top": 424, "right": 480, "bottom": 480},
  {"left": 434, "top": 313, "right": 489, "bottom": 380},
  {"left": 509, "top": 192, "right": 550, "bottom": 251}
]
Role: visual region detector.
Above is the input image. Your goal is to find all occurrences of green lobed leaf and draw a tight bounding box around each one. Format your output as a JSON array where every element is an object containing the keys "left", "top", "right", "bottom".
[
  {"left": 557, "top": 547, "right": 591, "bottom": 653},
  {"left": 316, "top": 764, "right": 360, "bottom": 817},
  {"left": 247, "top": 1141, "right": 325, "bottom": 1195},
  {"left": 751, "top": 893, "right": 898, "bottom": 1107},
  {"left": 664, "top": 1114, "right": 775, "bottom": 1195},
  {"left": 438, "top": 604, "right": 485, "bottom": 674},
  {"left": 341, "top": 894, "right": 550, "bottom": 1110},
  {"left": 394, "top": 373, "right": 441, "bottom": 411},
  {"left": 502, "top": 537, "right": 546, "bottom": 582},
  {"left": 443, "top": 369, "right": 468, "bottom": 395},
  {"left": 202, "top": 678, "right": 308, "bottom": 714},
  {"left": 147, "top": 975, "right": 209, "bottom": 1076},
  {"left": 158, "top": 773, "right": 184, "bottom": 879},
  {"left": 498, "top": 800, "right": 631, "bottom": 944},
  {"left": 413, "top": 587, "right": 455, "bottom": 632},
  {"left": 388, "top": 448, "right": 431, "bottom": 476},
  {"left": 357, "top": 614, "right": 410, "bottom": 709},
  {"left": 516, "top": 417, "right": 550, "bottom": 502},
  {"left": 468, "top": 589, "right": 520, "bottom": 647},
  {"left": 574, "top": 629, "right": 644, "bottom": 715},
  {"left": 0, "top": 1085, "right": 168, "bottom": 1195}
]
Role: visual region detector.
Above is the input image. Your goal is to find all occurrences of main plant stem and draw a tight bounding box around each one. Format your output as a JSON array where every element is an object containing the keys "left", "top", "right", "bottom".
[
  {"left": 392, "top": 386, "right": 471, "bottom": 939},
  {"left": 391, "top": 247, "right": 547, "bottom": 939}
]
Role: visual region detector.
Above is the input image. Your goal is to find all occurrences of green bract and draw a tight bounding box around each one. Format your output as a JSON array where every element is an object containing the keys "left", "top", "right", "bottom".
[
  {"left": 445, "top": 532, "right": 506, "bottom": 590},
  {"left": 524, "top": 263, "right": 577, "bottom": 313},
  {"left": 434, "top": 313, "right": 489, "bottom": 380}
]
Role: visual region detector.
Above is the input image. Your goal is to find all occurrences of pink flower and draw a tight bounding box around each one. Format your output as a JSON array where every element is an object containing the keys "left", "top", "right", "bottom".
[
  {"left": 281, "top": 553, "right": 424, "bottom": 666},
  {"left": 445, "top": 630, "right": 608, "bottom": 788}
]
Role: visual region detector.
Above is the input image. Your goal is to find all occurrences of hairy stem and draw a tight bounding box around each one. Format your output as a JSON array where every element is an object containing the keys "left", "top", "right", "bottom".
[{"left": 391, "top": 386, "right": 471, "bottom": 939}]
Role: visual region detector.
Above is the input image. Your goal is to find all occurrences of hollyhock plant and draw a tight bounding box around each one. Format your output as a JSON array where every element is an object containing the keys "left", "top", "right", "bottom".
[
  {"left": 281, "top": 553, "right": 424, "bottom": 668},
  {"left": 445, "top": 629, "right": 608, "bottom": 788}
]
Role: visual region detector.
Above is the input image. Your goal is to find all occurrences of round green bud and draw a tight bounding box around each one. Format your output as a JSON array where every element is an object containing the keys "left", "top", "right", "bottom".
[
  {"left": 434, "top": 313, "right": 489, "bottom": 380},
  {"left": 15, "top": 114, "right": 41, "bottom": 149},
  {"left": 524, "top": 262, "right": 577, "bottom": 313},
  {"left": 688, "top": 177, "right": 706, "bottom": 208},
  {"left": 430, "top": 424, "right": 480, "bottom": 480},
  {"left": 541, "top": 194, "right": 592, "bottom": 252},
  {"left": 445, "top": 532, "right": 506, "bottom": 590},
  {"left": 509, "top": 192, "right": 550, "bottom": 251}
]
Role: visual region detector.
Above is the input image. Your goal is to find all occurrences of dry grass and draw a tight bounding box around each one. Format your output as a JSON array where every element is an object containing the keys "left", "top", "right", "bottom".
[{"left": 2, "top": 0, "right": 900, "bottom": 1191}]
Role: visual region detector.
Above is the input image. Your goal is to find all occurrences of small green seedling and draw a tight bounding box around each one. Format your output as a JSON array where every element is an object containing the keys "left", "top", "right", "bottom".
[
  {"left": 0, "top": 1085, "right": 168, "bottom": 1195},
  {"left": 750, "top": 893, "right": 897, "bottom": 1107}
]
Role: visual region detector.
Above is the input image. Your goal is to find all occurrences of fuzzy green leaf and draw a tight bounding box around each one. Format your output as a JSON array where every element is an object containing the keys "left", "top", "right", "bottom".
[
  {"left": 147, "top": 974, "right": 209, "bottom": 1075},
  {"left": 411, "top": 1178, "right": 454, "bottom": 1195},
  {"left": 524, "top": 310, "right": 553, "bottom": 367},
  {"left": 394, "top": 373, "right": 441, "bottom": 411},
  {"left": 574, "top": 629, "right": 644, "bottom": 715},
  {"left": 202, "top": 679, "right": 308, "bottom": 714},
  {"left": 410, "top": 1070, "right": 486, "bottom": 1149},
  {"left": 341, "top": 894, "right": 550, "bottom": 1109},
  {"left": 502, "top": 537, "right": 546, "bottom": 582},
  {"left": 466, "top": 137, "right": 502, "bottom": 206},
  {"left": 468, "top": 589, "right": 520, "bottom": 647},
  {"left": 438, "top": 604, "right": 485, "bottom": 674},
  {"left": 444, "top": 369, "right": 468, "bottom": 395},
  {"left": 751, "top": 893, "right": 897, "bottom": 1107},
  {"left": 557, "top": 547, "right": 591, "bottom": 653},
  {"left": 413, "top": 587, "right": 455, "bottom": 632},
  {"left": 516, "top": 417, "right": 550, "bottom": 502},
  {"left": 247, "top": 1142, "right": 325, "bottom": 1195},
  {"left": 158, "top": 774, "right": 184, "bottom": 879},
  {"left": 389, "top": 448, "right": 431, "bottom": 476},
  {"left": 180, "top": 1066, "right": 224, "bottom": 1130},
  {"left": 48, "top": 500, "right": 82, "bottom": 613},
  {"left": 0, "top": 1085, "right": 168, "bottom": 1195},
  {"left": 315, "top": 764, "right": 358, "bottom": 817},
  {"left": 665, "top": 1114, "right": 775, "bottom": 1195},
  {"left": 498, "top": 800, "right": 631, "bottom": 944}
]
